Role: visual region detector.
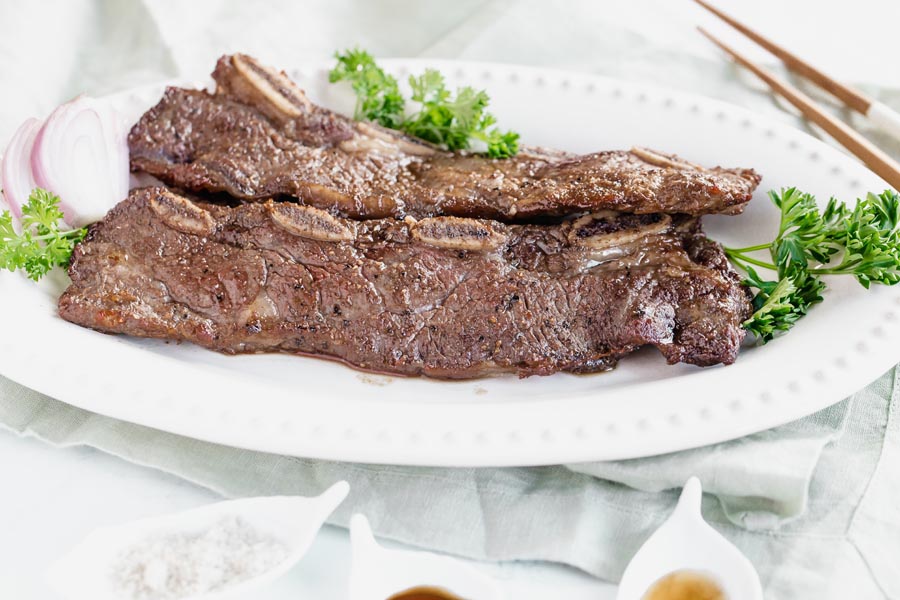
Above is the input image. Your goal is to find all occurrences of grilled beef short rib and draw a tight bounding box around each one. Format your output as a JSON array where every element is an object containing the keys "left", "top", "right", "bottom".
[
  {"left": 127, "top": 54, "right": 761, "bottom": 221},
  {"left": 58, "top": 188, "right": 752, "bottom": 378}
]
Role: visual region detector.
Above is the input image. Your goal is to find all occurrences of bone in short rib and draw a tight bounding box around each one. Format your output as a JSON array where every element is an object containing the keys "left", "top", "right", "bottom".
[
  {"left": 58, "top": 188, "right": 753, "bottom": 378},
  {"left": 126, "top": 54, "right": 761, "bottom": 221}
]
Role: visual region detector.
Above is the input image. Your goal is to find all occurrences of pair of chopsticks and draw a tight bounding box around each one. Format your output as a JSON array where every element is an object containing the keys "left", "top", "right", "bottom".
[{"left": 694, "top": 0, "right": 900, "bottom": 191}]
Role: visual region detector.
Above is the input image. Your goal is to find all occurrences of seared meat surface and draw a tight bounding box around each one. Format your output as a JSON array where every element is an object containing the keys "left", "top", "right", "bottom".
[
  {"left": 127, "top": 54, "right": 761, "bottom": 221},
  {"left": 58, "top": 188, "right": 752, "bottom": 378},
  {"left": 64, "top": 54, "right": 761, "bottom": 375}
]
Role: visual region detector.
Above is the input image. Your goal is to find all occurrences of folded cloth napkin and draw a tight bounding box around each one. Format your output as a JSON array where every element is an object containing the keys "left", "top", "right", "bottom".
[{"left": 2, "top": 1, "right": 900, "bottom": 598}]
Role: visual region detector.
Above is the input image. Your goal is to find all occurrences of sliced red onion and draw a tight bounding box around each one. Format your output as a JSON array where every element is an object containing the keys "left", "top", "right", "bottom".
[
  {"left": 31, "top": 96, "right": 129, "bottom": 227},
  {"left": 1, "top": 117, "right": 42, "bottom": 221}
]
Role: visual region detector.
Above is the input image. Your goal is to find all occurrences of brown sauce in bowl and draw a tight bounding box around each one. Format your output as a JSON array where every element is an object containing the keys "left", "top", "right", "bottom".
[
  {"left": 388, "top": 586, "right": 464, "bottom": 600},
  {"left": 643, "top": 570, "right": 726, "bottom": 600}
]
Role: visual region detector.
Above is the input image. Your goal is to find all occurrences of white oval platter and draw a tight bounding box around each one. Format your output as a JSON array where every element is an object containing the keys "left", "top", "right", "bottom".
[{"left": 1, "top": 60, "right": 897, "bottom": 466}]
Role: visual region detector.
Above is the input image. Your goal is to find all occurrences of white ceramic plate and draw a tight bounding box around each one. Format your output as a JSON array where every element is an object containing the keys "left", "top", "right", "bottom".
[{"left": 1, "top": 60, "right": 897, "bottom": 466}]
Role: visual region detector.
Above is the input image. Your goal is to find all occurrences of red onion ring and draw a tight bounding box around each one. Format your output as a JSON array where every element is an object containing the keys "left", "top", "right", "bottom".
[
  {"left": 30, "top": 96, "right": 129, "bottom": 227},
  {"left": 1, "top": 117, "right": 42, "bottom": 221}
]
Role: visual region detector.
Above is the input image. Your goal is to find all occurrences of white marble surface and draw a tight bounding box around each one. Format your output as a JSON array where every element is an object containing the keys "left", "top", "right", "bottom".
[{"left": 0, "top": 432, "right": 615, "bottom": 599}]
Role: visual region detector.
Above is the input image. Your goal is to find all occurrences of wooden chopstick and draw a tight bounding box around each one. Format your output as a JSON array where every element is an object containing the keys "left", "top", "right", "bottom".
[
  {"left": 697, "top": 27, "right": 900, "bottom": 191},
  {"left": 694, "top": 0, "right": 900, "bottom": 144},
  {"left": 693, "top": 0, "right": 871, "bottom": 114}
]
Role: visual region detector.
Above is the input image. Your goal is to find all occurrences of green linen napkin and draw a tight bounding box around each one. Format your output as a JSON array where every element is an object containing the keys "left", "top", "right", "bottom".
[{"left": 1, "top": 368, "right": 898, "bottom": 598}]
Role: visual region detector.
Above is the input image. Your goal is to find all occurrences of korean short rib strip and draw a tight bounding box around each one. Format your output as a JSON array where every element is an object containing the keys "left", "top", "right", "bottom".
[
  {"left": 126, "top": 54, "right": 761, "bottom": 220},
  {"left": 57, "top": 188, "right": 752, "bottom": 378}
]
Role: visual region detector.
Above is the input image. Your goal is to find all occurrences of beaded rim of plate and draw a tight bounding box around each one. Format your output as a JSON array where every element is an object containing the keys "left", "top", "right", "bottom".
[{"left": 1, "top": 59, "right": 895, "bottom": 467}]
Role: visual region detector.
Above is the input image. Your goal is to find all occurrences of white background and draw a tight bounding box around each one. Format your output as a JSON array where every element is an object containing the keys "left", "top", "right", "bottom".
[{"left": 1, "top": 0, "right": 898, "bottom": 598}]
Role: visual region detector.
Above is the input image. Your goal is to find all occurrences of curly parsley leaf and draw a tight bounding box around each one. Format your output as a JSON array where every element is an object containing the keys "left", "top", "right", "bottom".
[
  {"left": 329, "top": 49, "right": 519, "bottom": 158},
  {"left": 0, "top": 188, "right": 85, "bottom": 281},
  {"left": 725, "top": 188, "right": 900, "bottom": 343},
  {"left": 402, "top": 70, "right": 474, "bottom": 151},
  {"left": 740, "top": 266, "right": 825, "bottom": 343},
  {"left": 771, "top": 187, "right": 832, "bottom": 266},
  {"left": 816, "top": 190, "right": 900, "bottom": 287},
  {"left": 328, "top": 49, "right": 405, "bottom": 129}
]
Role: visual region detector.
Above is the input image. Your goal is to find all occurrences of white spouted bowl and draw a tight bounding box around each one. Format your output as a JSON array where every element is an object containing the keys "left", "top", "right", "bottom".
[
  {"left": 616, "top": 477, "right": 763, "bottom": 600},
  {"left": 349, "top": 514, "right": 504, "bottom": 600},
  {"left": 46, "top": 480, "right": 349, "bottom": 600}
]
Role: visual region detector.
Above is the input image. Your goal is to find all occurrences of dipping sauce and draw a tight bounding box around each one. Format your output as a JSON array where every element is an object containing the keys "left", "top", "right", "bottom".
[
  {"left": 642, "top": 570, "right": 726, "bottom": 600},
  {"left": 388, "top": 586, "right": 464, "bottom": 600}
]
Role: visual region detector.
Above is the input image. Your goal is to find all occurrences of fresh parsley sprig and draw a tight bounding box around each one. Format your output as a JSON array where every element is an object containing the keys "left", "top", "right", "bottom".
[
  {"left": 0, "top": 188, "right": 85, "bottom": 281},
  {"left": 725, "top": 187, "right": 900, "bottom": 343},
  {"left": 329, "top": 48, "right": 406, "bottom": 130},
  {"left": 739, "top": 265, "right": 825, "bottom": 342},
  {"left": 329, "top": 49, "right": 520, "bottom": 158}
]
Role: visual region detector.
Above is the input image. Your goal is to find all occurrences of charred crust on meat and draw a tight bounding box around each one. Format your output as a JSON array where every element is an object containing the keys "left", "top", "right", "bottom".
[
  {"left": 129, "top": 55, "right": 762, "bottom": 220},
  {"left": 58, "top": 186, "right": 751, "bottom": 367},
  {"left": 411, "top": 216, "right": 509, "bottom": 251},
  {"left": 267, "top": 201, "right": 355, "bottom": 242},
  {"left": 568, "top": 212, "right": 672, "bottom": 249},
  {"left": 148, "top": 189, "right": 216, "bottom": 236}
]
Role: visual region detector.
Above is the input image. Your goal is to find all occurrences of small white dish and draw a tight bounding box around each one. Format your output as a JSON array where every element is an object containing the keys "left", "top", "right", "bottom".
[
  {"left": 46, "top": 481, "right": 349, "bottom": 600},
  {"left": 616, "top": 477, "right": 763, "bottom": 600},
  {"left": 349, "top": 514, "right": 504, "bottom": 600}
]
